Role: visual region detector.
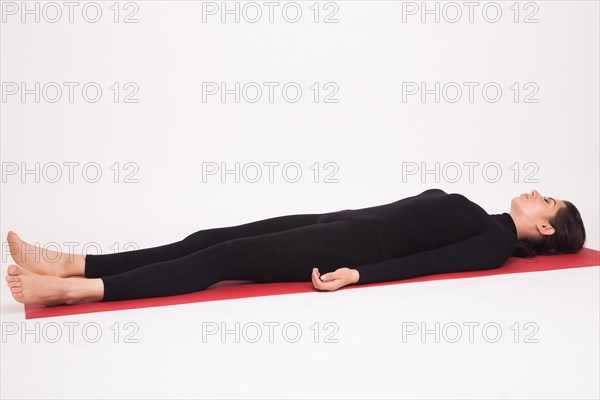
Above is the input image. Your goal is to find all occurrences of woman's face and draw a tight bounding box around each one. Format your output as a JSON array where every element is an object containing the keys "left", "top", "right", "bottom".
[{"left": 510, "top": 189, "right": 567, "bottom": 236}]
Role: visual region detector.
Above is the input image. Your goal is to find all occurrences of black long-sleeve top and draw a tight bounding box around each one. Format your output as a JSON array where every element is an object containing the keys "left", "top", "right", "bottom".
[{"left": 317, "top": 188, "right": 518, "bottom": 285}]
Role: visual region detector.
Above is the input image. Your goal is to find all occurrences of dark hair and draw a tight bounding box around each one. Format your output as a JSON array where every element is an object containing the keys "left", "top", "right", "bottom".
[{"left": 512, "top": 200, "right": 586, "bottom": 258}]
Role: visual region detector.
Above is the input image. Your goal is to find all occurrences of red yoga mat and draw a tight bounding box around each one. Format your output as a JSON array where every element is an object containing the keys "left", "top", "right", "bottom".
[{"left": 23, "top": 247, "right": 600, "bottom": 319}]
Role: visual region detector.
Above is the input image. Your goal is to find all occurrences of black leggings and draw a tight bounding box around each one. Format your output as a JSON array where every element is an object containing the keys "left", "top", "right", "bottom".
[{"left": 84, "top": 213, "right": 384, "bottom": 302}]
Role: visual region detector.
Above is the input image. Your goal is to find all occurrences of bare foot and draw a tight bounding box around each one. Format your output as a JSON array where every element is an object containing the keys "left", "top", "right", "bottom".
[
  {"left": 5, "top": 264, "right": 104, "bottom": 305},
  {"left": 7, "top": 231, "right": 84, "bottom": 278},
  {"left": 5, "top": 264, "right": 73, "bottom": 305}
]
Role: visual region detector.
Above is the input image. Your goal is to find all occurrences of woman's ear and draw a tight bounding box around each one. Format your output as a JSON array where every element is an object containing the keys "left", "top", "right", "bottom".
[{"left": 536, "top": 222, "right": 555, "bottom": 236}]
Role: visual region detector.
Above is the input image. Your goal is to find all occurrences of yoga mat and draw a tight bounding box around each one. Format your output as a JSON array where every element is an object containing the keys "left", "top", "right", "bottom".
[{"left": 23, "top": 247, "right": 600, "bottom": 319}]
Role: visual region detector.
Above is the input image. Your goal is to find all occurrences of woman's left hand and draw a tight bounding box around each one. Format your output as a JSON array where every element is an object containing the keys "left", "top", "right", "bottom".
[{"left": 311, "top": 267, "right": 357, "bottom": 291}]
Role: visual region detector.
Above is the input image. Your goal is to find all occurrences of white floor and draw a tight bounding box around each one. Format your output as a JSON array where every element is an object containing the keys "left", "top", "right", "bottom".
[{"left": 1, "top": 263, "right": 598, "bottom": 399}]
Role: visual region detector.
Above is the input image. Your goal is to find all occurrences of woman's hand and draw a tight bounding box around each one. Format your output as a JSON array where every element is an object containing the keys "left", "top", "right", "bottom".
[{"left": 311, "top": 267, "right": 359, "bottom": 291}]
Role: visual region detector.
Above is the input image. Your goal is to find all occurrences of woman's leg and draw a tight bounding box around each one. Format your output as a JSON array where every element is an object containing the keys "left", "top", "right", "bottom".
[
  {"left": 98, "top": 219, "right": 383, "bottom": 302},
  {"left": 85, "top": 213, "right": 325, "bottom": 278}
]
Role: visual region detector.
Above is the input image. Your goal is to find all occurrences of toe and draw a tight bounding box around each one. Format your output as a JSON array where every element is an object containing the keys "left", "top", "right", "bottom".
[
  {"left": 8, "top": 265, "right": 21, "bottom": 275},
  {"left": 8, "top": 281, "right": 21, "bottom": 288},
  {"left": 12, "top": 291, "right": 24, "bottom": 301},
  {"left": 10, "top": 287, "right": 22, "bottom": 293},
  {"left": 7, "top": 231, "right": 19, "bottom": 244}
]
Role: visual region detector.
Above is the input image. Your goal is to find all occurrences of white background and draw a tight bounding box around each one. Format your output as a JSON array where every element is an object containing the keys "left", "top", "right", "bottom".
[{"left": 1, "top": 1, "right": 599, "bottom": 399}]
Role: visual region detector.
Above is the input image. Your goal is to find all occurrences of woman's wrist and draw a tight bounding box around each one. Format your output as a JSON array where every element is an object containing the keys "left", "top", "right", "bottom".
[{"left": 350, "top": 269, "right": 360, "bottom": 284}]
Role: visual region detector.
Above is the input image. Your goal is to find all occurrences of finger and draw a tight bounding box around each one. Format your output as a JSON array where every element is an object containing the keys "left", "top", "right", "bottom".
[
  {"left": 313, "top": 268, "right": 335, "bottom": 291},
  {"left": 313, "top": 267, "right": 321, "bottom": 279},
  {"left": 321, "top": 271, "right": 337, "bottom": 282},
  {"left": 316, "top": 273, "right": 340, "bottom": 291},
  {"left": 320, "top": 279, "right": 341, "bottom": 291},
  {"left": 312, "top": 268, "right": 322, "bottom": 290},
  {"left": 314, "top": 267, "right": 323, "bottom": 283}
]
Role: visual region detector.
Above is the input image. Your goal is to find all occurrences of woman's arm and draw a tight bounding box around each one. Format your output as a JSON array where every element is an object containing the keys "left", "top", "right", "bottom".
[
  {"left": 351, "top": 228, "right": 514, "bottom": 285},
  {"left": 311, "top": 227, "right": 515, "bottom": 290}
]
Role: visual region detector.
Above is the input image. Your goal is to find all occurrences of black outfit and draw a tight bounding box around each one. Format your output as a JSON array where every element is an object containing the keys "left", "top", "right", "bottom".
[{"left": 85, "top": 188, "right": 518, "bottom": 302}]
